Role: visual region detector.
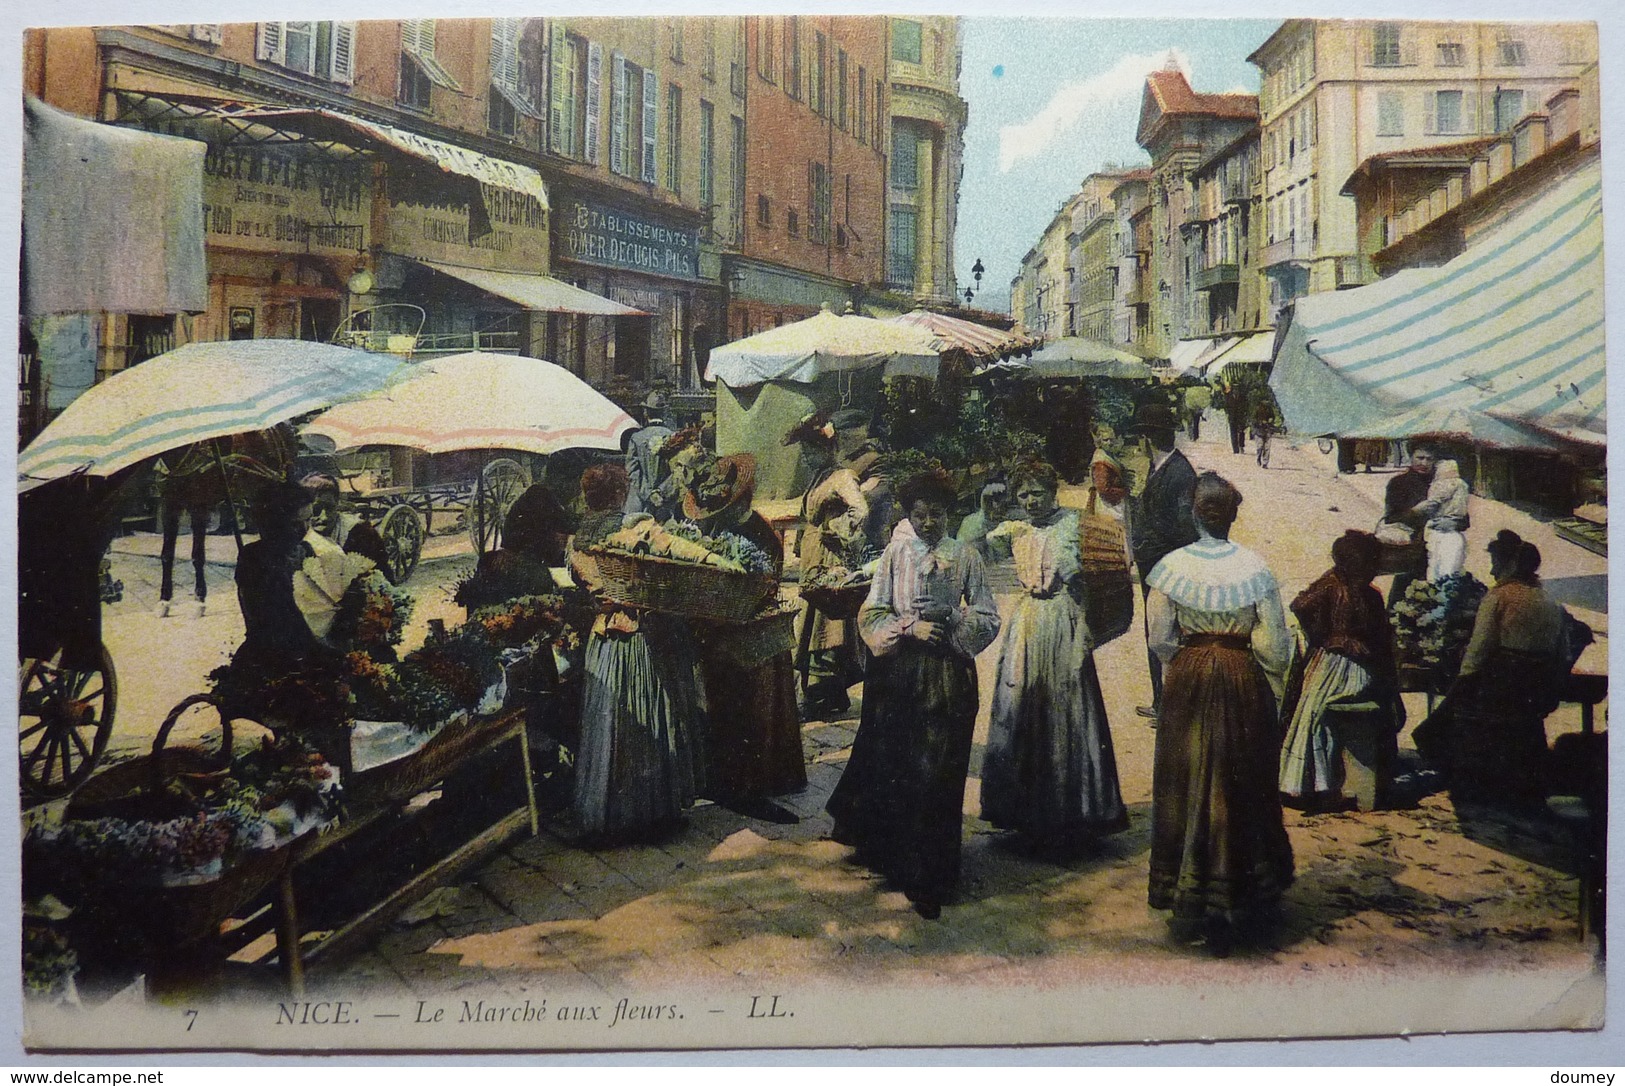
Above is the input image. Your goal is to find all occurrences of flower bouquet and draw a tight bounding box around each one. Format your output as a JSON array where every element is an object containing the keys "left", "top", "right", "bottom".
[
  {"left": 1389, "top": 572, "right": 1487, "bottom": 682},
  {"left": 329, "top": 570, "right": 415, "bottom": 661}
]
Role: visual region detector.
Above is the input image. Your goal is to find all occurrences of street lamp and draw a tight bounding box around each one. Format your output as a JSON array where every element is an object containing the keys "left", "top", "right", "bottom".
[
  {"left": 964, "top": 287, "right": 975, "bottom": 305},
  {"left": 963, "top": 257, "right": 986, "bottom": 306}
]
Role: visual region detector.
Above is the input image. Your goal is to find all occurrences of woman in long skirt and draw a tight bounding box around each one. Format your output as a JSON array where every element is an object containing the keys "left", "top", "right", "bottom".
[
  {"left": 1278, "top": 530, "right": 1404, "bottom": 808},
  {"left": 1145, "top": 472, "right": 1294, "bottom": 954},
  {"left": 570, "top": 464, "right": 705, "bottom": 844},
  {"left": 981, "top": 460, "right": 1127, "bottom": 851},
  {"left": 826, "top": 469, "right": 1001, "bottom": 918}
]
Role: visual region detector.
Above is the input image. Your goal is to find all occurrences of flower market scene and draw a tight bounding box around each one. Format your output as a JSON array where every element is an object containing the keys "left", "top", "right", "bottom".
[{"left": 13, "top": 12, "right": 1611, "bottom": 1055}]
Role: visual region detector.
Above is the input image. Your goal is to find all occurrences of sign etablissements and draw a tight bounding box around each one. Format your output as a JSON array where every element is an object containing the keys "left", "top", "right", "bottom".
[
  {"left": 202, "top": 147, "right": 371, "bottom": 256},
  {"left": 560, "top": 197, "right": 699, "bottom": 282},
  {"left": 384, "top": 183, "right": 549, "bottom": 270}
]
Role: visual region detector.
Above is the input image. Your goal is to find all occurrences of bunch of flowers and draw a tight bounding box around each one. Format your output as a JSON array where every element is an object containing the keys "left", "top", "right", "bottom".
[
  {"left": 665, "top": 520, "right": 776, "bottom": 575},
  {"left": 207, "top": 660, "right": 354, "bottom": 734},
  {"left": 227, "top": 733, "right": 343, "bottom": 820},
  {"left": 33, "top": 811, "right": 237, "bottom": 885},
  {"left": 466, "top": 594, "right": 570, "bottom": 650},
  {"left": 329, "top": 571, "right": 415, "bottom": 661},
  {"left": 1389, "top": 572, "right": 1487, "bottom": 675}
]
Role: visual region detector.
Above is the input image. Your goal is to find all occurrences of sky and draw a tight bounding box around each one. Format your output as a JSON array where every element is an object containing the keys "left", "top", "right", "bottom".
[{"left": 956, "top": 18, "right": 1279, "bottom": 313}]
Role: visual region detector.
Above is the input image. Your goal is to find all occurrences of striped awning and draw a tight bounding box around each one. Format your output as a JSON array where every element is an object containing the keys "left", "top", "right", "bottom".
[
  {"left": 886, "top": 309, "right": 1037, "bottom": 360},
  {"left": 1271, "top": 160, "right": 1603, "bottom": 447}
]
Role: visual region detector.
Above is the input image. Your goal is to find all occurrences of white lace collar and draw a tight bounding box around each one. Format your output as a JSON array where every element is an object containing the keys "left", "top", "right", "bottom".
[{"left": 1146, "top": 536, "right": 1278, "bottom": 612}]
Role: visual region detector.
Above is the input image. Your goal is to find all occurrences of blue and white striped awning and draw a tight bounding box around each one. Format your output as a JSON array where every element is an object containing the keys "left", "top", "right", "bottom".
[{"left": 1271, "top": 159, "right": 1604, "bottom": 448}]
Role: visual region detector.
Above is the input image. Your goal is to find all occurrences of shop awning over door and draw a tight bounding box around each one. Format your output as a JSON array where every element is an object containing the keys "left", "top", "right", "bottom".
[
  {"left": 1270, "top": 161, "right": 1604, "bottom": 448},
  {"left": 418, "top": 260, "right": 648, "bottom": 317},
  {"left": 23, "top": 95, "right": 208, "bottom": 316}
]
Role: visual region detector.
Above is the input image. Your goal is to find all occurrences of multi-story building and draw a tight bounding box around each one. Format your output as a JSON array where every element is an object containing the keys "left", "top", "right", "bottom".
[
  {"left": 884, "top": 15, "right": 968, "bottom": 307},
  {"left": 1067, "top": 169, "right": 1136, "bottom": 343},
  {"left": 1111, "top": 171, "right": 1155, "bottom": 354},
  {"left": 728, "top": 16, "right": 890, "bottom": 336},
  {"left": 1135, "top": 67, "right": 1258, "bottom": 361},
  {"left": 1186, "top": 130, "right": 1266, "bottom": 337},
  {"left": 1248, "top": 19, "right": 1597, "bottom": 319},
  {"left": 1010, "top": 191, "right": 1079, "bottom": 342}
]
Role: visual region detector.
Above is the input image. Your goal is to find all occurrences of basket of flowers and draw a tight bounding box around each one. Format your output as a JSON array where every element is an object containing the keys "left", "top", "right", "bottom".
[
  {"left": 584, "top": 519, "right": 778, "bottom": 623},
  {"left": 799, "top": 566, "right": 874, "bottom": 620},
  {"left": 1389, "top": 572, "right": 1487, "bottom": 689}
]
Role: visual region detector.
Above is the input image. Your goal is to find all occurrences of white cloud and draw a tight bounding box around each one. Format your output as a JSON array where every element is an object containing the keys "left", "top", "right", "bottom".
[{"left": 997, "top": 47, "right": 1191, "bottom": 173}]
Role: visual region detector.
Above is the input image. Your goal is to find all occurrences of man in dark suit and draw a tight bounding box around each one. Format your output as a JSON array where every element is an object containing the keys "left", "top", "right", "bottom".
[{"left": 1130, "top": 402, "right": 1199, "bottom": 721}]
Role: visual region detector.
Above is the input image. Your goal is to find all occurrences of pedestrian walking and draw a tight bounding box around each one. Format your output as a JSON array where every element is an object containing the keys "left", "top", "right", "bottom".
[
  {"left": 1128, "top": 403, "right": 1198, "bottom": 721},
  {"left": 1221, "top": 380, "right": 1249, "bottom": 454},
  {"left": 826, "top": 469, "right": 1001, "bottom": 919},
  {"left": 981, "top": 460, "right": 1127, "bottom": 853},
  {"left": 1278, "top": 530, "right": 1404, "bottom": 809},
  {"left": 1183, "top": 383, "right": 1211, "bottom": 441},
  {"left": 1144, "top": 472, "right": 1294, "bottom": 955}
]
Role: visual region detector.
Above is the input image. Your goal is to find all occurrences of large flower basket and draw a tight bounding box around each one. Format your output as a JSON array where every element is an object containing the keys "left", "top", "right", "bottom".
[
  {"left": 696, "top": 603, "right": 800, "bottom": 670},
  {"left": 800, "top": 580, "right": 872, "bottom": 621},
  {"left": 583, "top": 548, "right": 778, "bottom": 623}
]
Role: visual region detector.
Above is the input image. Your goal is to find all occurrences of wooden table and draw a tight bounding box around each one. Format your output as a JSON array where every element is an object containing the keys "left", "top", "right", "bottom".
[{"left": 271, "top": 709, "right": 537, "bottom": 995}]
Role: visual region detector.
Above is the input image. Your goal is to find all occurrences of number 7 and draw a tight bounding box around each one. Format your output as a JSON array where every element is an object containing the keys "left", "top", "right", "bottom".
[{"left": 184, "top": 1009, "right": 198, "bottom": 1031}]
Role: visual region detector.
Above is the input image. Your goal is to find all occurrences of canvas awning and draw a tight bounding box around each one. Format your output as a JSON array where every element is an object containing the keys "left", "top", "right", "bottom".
[
  {"left": 1167, "top": 337, "right": 1224, "bottom": 377},
  {"left": 418, "top": 260, "right": 646, "bottom": 317},
  {"left": 886, "top": 309, "right": 1036, "bottom": 360},
  {"left": 706, "top": 306, "right": 940, "bottom": 385},
  {"left": 23, "top": 96, "right": 207, "bottom": 316},
  {"left": 1270, "top": 161, "right": 1603, "bottom": 448},
  {"left": 1203, "top": 331, "right": 1275, "bottom": 378}
]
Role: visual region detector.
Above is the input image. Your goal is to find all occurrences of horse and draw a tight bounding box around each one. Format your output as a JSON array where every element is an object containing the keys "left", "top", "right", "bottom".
[{"left": 153, "top": 426, "right": 297, "bottom": 617}]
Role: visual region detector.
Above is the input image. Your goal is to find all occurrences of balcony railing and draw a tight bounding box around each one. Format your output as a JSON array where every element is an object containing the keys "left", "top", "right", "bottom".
[
  {"left": 1259, "top": 234, "right": 1311, "bottom": 269},
  {"left": 1194, "top": 261, "right": 1240, "bottom": 291},
  {"left": 1334, "top": 254, "right": 1376, "bottom": 289}
]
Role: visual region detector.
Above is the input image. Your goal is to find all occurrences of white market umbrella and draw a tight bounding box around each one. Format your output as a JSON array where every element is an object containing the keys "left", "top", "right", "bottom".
[
  {"left": 885, "top": 308, "right": 1036, "bottom": 361},
  {"left": 18, "top": 340, "right": 405, "bottom": 490},
  {"left": 705, "top": 305, "right": 941, "bottom": 386},
  {"left": 304, "top": 350, "right": 636, "bottom": 455},
  {"left": 1025, "top": 337, "right": 1154, "bottom": 380}
]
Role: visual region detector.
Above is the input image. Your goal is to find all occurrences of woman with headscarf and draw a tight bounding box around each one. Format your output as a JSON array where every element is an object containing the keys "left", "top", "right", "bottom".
[
  {"left": 826, "top": 469, "right": 1002, "bottom": 919},
  {"left": 1278, "top": 530, "right": 1404, "bottom": 808},
  {"left": 569, "top": 463, "right": 706, "bottom": 845},
  {"left": 981, "top": 460, "right": 1127, "bottom": 853},
  {"left": 683, "top": 453, "right": 807, "bottom": 821},
  {"left": 1145, "top": 472, "right": 1294, "bottom": 955},
  {"left": 785, "top": 412, "right": 871, "bottom": 718}
]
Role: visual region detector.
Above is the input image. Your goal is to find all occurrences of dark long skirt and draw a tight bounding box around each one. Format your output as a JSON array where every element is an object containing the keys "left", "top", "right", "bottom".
[
  {"left": 698, "top": 650, "right": 808, "bottom": 801},
  {"left": 1149, "top": 638, "right": 1294, "bottom": 922},
  {"left": 826, "top": 642, "right": 978, "bottom": 908}
]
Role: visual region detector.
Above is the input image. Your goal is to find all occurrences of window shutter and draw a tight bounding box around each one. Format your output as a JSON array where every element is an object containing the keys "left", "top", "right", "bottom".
[
  {"left": 257, "top": 22, "right": 285, "bottom": 64},
  {"left": 502, "top": 19, "right": 522, "bottom": 89},
  {"left": 419, "top": 19, "right": 437, "bottom": 58},
  {"left": 642, "top": 66, "right": 659, "bottom": 183},
  {"left": 490, "top": 19, "right": 507, "bottom": 87},
  {"left": 400, "top": 19, "right": 422, "bottom": 56},
  {"left": 610, "top": 52, "right": 627, "bottom": 174},
  {"left": 584, "top": 42, "right": 603, "bottom": 165},
  {"left": 1401, "top": 35, "right": 1418, "bottom": 67},
  {"left": 1463, "top": 91, "right": 1479, "bottom": 134},
  {"left": 549, "top": 24, "right": 567, "bottom": 154},
  {"left": 1424, "top": 93, "right": 1436, "bottom": 136},
  {"left": 330, "top": 22, "right": 357, "bottom": 85}
]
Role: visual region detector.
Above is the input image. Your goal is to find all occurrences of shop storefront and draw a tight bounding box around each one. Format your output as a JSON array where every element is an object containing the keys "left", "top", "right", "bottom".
[
  {"left": 549, "top": 185, "right": 712, "bottom": 396},
  {"left": 723, "top": 256, "right": 859, "bottom": 342}
]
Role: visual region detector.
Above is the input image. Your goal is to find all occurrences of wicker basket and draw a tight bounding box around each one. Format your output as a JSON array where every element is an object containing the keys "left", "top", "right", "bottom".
[
  {"left": 66, "top": 693, "right": 234, "bottom": 821},
  {"left": 800, "top": 580, "right": 872, "bottom": 621},
  {"left": 697, "top": 604, "right": 799, "bottom": 670},
  {"left": 347, "top": 709, "right": 523, "bottom": 807},
  {"left": 583, "top": 548, "right": 778, "bottom": 623}
]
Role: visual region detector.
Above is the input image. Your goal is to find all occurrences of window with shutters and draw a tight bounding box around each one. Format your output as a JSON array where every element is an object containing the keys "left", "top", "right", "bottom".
[
  {"left": 399, "top": 20, "right": 462, "bottom": 103},
  {"left": 255, "top": 21, "right": 354, "bottom": 83},
  {"left": 666, "top": 84, "right": 682, "bottom": 194},
  {"left": 808, "top": 162, "right": 830, "bottom": 243},
  {"left": 284, "top": 22, "right": 317, "bottom": 75},
  {"left": 669, "top": 20, "right": 684, "bottom": 63},
  {"left": 787, "top": 209, "right": 799, "bottom": 238},
  {"left": 892, "top": 19, "right": 922, "bottom": 64},
  {"left": 837, "top": 49, "right": 848, "bottom": 131},
  {"left": 758, "top": 194, "right": 772, "bottom": 228},
  {"left": 1493, "top": 88, "right": 1526, "bottom": 132},
  {"left": 400, "top": 52, "right": 433, "bottom": 109},
  {"left": 610, "top": 57, "right": 658, "bottom": 180},
  {"left": 731, "top": 116, "right": 747, "bottom": 236},
  {"left": 699, "top": 100, "right": 715, "bottom": 210},
  {"left": 857, "top": 69, "right": 868, "bottom": 143},
  {"left": 1376, "top": 90, "right": 1404, "bottom": 136},
  {"left": 1437, "top": 38, "right": 1465, "bottom": 67},
  {"left": 755, "top": 17, "right": 775, "bottom": 83},
  {"left": 549, "top": 32, "right": 585, "bottom": 158},
  {"left": 489, "top": 18, "right": 541, "bottom": 140},
  {"left": 1432, "top": 90, "right": 1463, "bottom": 135},
  {"left": 642, "top": 68, "right": 659, "bottom": 183},
  {"left": 812, "top": 31, "right": 827, "bottom": 116},
  {"left": 888, "top": 206, "right": 917, "bottom": 288},
  {"left": 1497, "top": 34, "right": 1527, "bottom": 66},
  {"left": 892, "top": 128, "right": 918, "bottom": 191},
  {"left": 583, "top": 42, "right": 602, "bottom": 165},
  {"left": 784, "top": 17, "right": 802, "bottom": 101},
  {"left": 1370, "top": 23, "right": 1401, "bottom": 67}
]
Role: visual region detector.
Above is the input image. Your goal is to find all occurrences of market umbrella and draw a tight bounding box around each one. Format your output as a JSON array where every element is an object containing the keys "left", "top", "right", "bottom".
[
  {"left": 705, "top": 305, "right": 941, "bottom": 386},
  {"left": 1023, "top": 336, "right": 1154, "bottom": 380},
  {"left": 17, "top": 340, "right": 405, "bottom": 491},
  {"left": 303, "top": 350, "right": 636, "bottom": 455},
  {"left": 885, "top": 308, "right": 1036, "bottom": 361}
]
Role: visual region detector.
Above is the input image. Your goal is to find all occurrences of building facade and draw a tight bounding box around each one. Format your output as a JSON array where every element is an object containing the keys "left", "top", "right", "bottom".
[
  {"left": 1111, "top": 173, "right": 1154, "bottom": 354},
  {"left": 1187, "top": 130, "right": 1266, "bottom": 336},
  {"left": 1135, "top": 67, "right": 1259, "bottom": 359},
  {"left": 1248, "top": 19, "right": 1598, "bottom": 321},
  {"left": 1067, "top": 170, "right": 1135, "bottom": 343},
  {"left": 885, "top": 15, "right": 968, "bottom": 307}
]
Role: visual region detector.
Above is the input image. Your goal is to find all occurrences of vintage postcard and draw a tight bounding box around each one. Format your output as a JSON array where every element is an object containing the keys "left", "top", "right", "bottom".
[{"left": 10, "top": 0, "right": 1614, "bottom": 1056}]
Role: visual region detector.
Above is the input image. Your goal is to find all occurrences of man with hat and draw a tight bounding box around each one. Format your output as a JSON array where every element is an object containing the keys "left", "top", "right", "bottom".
[
  {"left": 623, "top": 391, "right": 675, "bottom": 517},
  {"left": 1129, "top": 402, "right": 1198, "bottom": 721},
  {"left": 682, "top": 453, "right": 808, "bottom": 822}
]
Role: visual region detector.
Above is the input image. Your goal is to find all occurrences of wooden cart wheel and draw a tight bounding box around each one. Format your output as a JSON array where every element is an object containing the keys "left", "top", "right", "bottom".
[
  {"left": 467, "top": 458, "right": 531, "bottom": 555},
  {"left": 19, "top": 643, "right": 118, "bottom": 799},
  {"left": 378, "top": 502, "right": 425, "bottom": 585}
]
